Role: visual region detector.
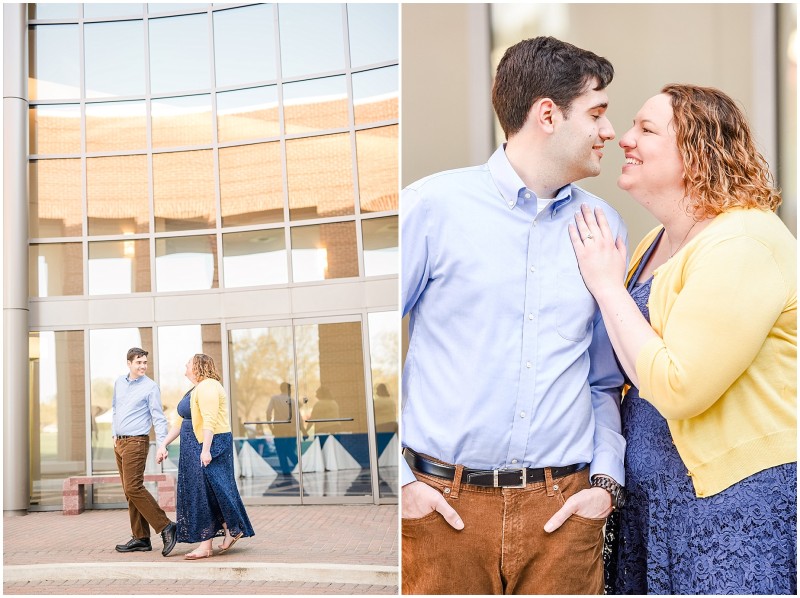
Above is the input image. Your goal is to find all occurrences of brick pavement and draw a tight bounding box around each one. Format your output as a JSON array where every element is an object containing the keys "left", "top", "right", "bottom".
[{"left": 3, "top": 504, "right": 398, "bottom": 595}]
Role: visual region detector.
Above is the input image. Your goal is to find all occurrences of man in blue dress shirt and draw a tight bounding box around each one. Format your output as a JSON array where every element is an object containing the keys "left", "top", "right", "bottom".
[
  {"left": 112, "top": 347, "right": 177, "bottom": 556},
  {"left": 401, "top": 37, "right": 627, "bottom": 594}
]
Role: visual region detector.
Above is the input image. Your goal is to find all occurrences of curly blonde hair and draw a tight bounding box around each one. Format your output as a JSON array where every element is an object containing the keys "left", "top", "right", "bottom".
[
  {"left": 662, "top": 84, "right": 781, "bottom": 219},
  {"left": 192, "top": 353, "right": 221, "bottom": 382}
]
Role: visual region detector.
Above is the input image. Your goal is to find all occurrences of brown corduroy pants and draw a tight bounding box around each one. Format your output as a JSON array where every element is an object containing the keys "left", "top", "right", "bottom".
[
  {"left": 114, "top": 436, "right": 170, "bottom": 539},
  {"left": 402, "top": 465, "right": 605, "bottom": 595}
]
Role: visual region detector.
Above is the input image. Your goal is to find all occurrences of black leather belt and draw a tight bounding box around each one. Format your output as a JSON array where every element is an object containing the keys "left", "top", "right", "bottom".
[
  {"left": 116, "top": 435, "right": 148, "bottom": 439},
  {"left": 404, "top": 447, "right": 587, "bottom": 488}
]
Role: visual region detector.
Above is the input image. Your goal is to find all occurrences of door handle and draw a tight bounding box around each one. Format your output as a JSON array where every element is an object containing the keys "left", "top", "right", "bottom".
[
  {"left": 305, "top": 417, "right": 354, "bottom": 423},
  {"left": 244, "top": 419, "right": 291, "bottom": 425}
]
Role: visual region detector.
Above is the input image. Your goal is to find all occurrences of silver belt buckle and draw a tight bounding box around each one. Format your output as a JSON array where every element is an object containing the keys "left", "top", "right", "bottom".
[{"left": 493, "top": 468, "right": 527, "bottom": 488}]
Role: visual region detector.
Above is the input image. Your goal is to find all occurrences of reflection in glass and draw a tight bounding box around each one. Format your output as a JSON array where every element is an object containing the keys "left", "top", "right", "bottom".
[
  {"left": 217, "top": 86, "right": 279, "bottom": 143},
  {"left": 149, "top": 14, "right": 210, "bottom": 94},
  {"left": 223, "top": 229, "right": 288, "bottom": 288},
  {"left": 362, "top": 216, "right": 398, "bottom": 277},
  {"left": 29, "top": 4, "right": 81, "bottom": 20},
  {"left": 29, "top": 159, "right": 83, "bottom": 238},
  {"left": 228, "top": 325, "right": 299, "bottom": 497},
  {"left": 86, "top": 101, "right": 147, "bottom": 152},
  {"left": 84, "top": 3, "right": 144, "bottom": 19},
  {"left": 85, "top": 20, "right": 145, "bottom": 98},
  {"left": 295, "top": 321, "right": 371, "bottom": 498},
  {"left": 213, "top": 4, "right": 276, "bottom": 87},
  {"left": 87, "top": 155, "right": 149, "bottom": 235},
  {"left": 148, "top": 3, "right": 209, "bottom": 14},
  {"left": 29, "top": 242, "right": 83, "bottom": 297},
  {"left": 151, "top": 95, "right": 213, "bottom": 148},
  {"left": 283, "top": 76, "right": 349, "bottom": 135},
  {"left": 352, "top": 66, "right": 398, "bottom": 125},
  {"left": 88, "top": 240, "right": 151, "bottom": 295},
  {"left": 29, "top": 24, "right": 81, "bottom": 100},
  {"left": 157, "top": 323, "right": 222, "bottom": 472},
  {"left": 278, "top": 4, "right": 345, "bottom": 79},
  {"left": 30, "top": 104, "right": 81, "bottom": 155},
  {"left": 155, "top": 235, "right": 218, "bottom": 292},
  {"left": 219, "top": 143, "right": 284, "bottom": 226},
  {"left": 368, "top": 311, "right": 399, "bottom": 498},
  {"left": 347, "top": 4, "right": 399, "bottom": 68},
  {"left": 356, "top": 125, "right": 398, "bottom": 213},
  {"left": 286, "top": 133, "right": 354, "bottom": 220},
  {"left": 291, "top": 222, "right": 358, "bottom": 282},
  {"left": 89, "top": 327, "right": 153, "bottom": 505},
  {"left": 153, "top": 150, "right": 215, "bottom": 232},
  {"left": 29, "top": 330, "right": 86, "bottom": 508}
]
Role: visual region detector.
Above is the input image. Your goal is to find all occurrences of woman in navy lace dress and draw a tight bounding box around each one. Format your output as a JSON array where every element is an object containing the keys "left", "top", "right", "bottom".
[
  {"left": 569, "top": 85, "right": 796, "bottom": 594},
  {"left": 157, "top": 354, "right": 254, "bottom": 559}
]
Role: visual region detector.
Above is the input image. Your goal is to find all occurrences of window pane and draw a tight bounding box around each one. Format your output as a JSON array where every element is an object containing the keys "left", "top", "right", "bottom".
[
  {"left": 362, "top": 216, "right": 398, "bottom": 277},
  {"left": 283, "top": 75, "right": 349, "bottom": 135},
  {"left": 87, "top": 155, "right": 150, "bottom": 235},
  {"left": 155, "top": 235, "right": 218, "bottom": 291},
  {"left": 278, "top": 4, "right": 345, "bottom": 78},
  {"left": 30, "top": 104, "right": 81, "bottom": 155},
  {"left": 153, "top": 150, "right": 216, "bottom": 232},
  {"left": 86, "top": 101, "right": 147, "bottom": 152},
  {"left": 88, "top": 240, "right": 151, "bottom": 295},
  {"left": 356, "top": 125, "right": 398, "bottom": 213},
  {"left": 219, "top": 143, "right": 284, "bottom": 227},
  {"left": 149, "top": 14, "right": 210, "bottom": 94},
  {"left": 223, "top": 229, "right": 287, "bottom": 288},
  {"left": 151, "top": 95, "right": 213, "bottom": 148},
  {"left": 213, "top": 4, "right": 276, "bottom": 87},
  {"left": 216, "top": 86, "right": 279, "bottom": 143},
  {"left": 291, "top": 222, "right": 358, "bottom": 282},
  {"left": 367, "top": 310, "right": 399, "bottom": 498},
  {"left": 29, "top": 330, "right": 86, "bottom": 508},
  {"left": 353, "top": 66, "right": 398, "bottom": 125},
  {"left": 85, "top": 20, "right": 146, "bottom": 98},
  {"left": 29, "top": 159, "right": 83, "bottom": 238},
  {"left": 29, "top": 242, "right": 83, "bottom": 297},
  {"left": 347, "top": 4, "right": 399, "bottom": 68},
  {"left": 29, "top": 24, "right": 80, "bottom": 100},
  {"left": 286, "top": 133, "right": 354, "bottom": 220},
  {"left": 148, "top": 4, "right": 209, "bottom": 14},
  {"left": 29, "top": 4, "right": 81, "bottom": 20},
  {"left": 84, "top": 3, "right": 144, "bottom": 19},
  {"left": 89, "top": 327, "right": 153, "bottom": 482}
]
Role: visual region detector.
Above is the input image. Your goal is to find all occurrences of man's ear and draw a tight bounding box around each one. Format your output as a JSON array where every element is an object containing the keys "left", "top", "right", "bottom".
[{"left": 527, "top": 98, "right": 557, "bottom": 134}]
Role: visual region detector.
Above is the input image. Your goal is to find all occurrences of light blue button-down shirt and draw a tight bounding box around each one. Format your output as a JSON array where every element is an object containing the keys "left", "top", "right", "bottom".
[
  {"left": 111, "top": 374, "right": 168, "bottom": 448},
  {"left": 401, "top": 145, "right": 627, "bottom": 486}
]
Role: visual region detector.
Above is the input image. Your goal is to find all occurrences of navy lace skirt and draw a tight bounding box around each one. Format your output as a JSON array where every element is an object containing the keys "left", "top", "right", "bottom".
[
  {"left": 611, "top": 390, "right": 796, "bottom": 594},
  {"left": 175, "top": 391, "right": 255, "bottom": 543}
]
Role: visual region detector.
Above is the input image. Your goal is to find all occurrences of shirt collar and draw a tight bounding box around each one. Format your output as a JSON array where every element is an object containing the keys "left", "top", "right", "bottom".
[{"left": 488, "top": 144, "right": 573, "bottom": 215}]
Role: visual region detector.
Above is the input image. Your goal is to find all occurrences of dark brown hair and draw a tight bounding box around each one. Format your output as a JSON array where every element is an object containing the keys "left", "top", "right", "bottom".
[
  {"left": 492, "top": 36, "right": 614, "bottom": 138},
  {"left": 126, "top": 347, "right": 148, "bottom": 362},
  {"left": 662, "top": 84, "right": 781, "bottom": 218}
]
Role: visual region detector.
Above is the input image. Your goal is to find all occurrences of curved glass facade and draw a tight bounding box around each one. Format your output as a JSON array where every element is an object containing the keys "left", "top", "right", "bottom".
[{"left": 26, "top": 3, "right": 398, "bottom": 509}]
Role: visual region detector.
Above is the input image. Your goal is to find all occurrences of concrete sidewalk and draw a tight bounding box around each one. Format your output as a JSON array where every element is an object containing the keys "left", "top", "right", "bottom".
[{"left": 3, "top": 504, "right": 398, "bottom": 595}]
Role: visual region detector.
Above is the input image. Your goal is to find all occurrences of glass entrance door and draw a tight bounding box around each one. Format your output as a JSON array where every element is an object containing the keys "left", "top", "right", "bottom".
[{"left": 227, "top": 317, "right": 374, "bottom": 504}]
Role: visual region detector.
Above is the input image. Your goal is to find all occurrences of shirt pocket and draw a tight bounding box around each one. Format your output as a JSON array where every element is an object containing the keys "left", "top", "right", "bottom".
[{"left": 556, "top": 273, "right": 596, "bottom": 342}]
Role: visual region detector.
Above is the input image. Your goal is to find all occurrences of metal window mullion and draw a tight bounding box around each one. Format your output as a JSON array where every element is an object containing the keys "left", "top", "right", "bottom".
[
  {"left": 360, "top": 311, "right": 381, "bottom": 504},
  {"left": 274, "top": 4, "right": 293, "bottom": 285},
  {"left": 207, "top": 7, "right": 224, "bottom": 290},
  {"left": 143, "top": 9, "right": 157, "bottom": 295},
  {"left": 78, "top": 15, "right": 90, "bottom": 298}
]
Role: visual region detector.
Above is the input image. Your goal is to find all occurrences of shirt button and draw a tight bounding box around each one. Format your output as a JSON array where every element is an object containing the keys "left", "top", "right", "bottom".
[
  {"left": 530, "top": 266, "right": 535, "bottom": 273},
  {"left": 524, "top": 193, "right": 531, "bottom": 199},
  {"left": 526, "top": 361, "right": 532, "bottom": 368},
  {"left": 508, "top": 201, "right": 514, "bottom": 207},
  {"left": 528, "top": 313, "right": 534, "bottom": 320},
  {"left": 520, "top": 412, "right": 526, "bottom": 418},
  {"left": 511, "top": 459, "right": 518, "bottom": 464},
  {"left": 533, "top": 221, "right": 538, "bottom": 227}
]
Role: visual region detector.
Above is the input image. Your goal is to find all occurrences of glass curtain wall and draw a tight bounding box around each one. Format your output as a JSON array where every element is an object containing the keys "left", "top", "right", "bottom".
[{"left": 27, "top": 3, "right": 399, "bottom": 509}]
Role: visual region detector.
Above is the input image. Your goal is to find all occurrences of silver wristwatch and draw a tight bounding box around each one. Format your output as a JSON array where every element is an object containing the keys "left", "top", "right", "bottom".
[{"left": 591, "top": 474, "right": 626, "bottom": 510}]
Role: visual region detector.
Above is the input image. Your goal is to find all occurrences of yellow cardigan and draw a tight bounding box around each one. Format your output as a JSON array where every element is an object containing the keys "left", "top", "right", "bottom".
[
  {"left": 629, "top": 208, "right": 796, "bottom": 497},
  {"left": 186, "top": 378, "right": 231, "bottom": 443}
]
